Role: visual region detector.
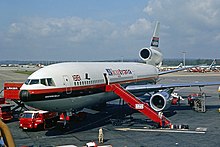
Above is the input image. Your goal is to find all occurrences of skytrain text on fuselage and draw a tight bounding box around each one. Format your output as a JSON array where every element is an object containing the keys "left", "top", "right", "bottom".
[{"left": 105, "top": 69, "right": 132, "bottom": 77}]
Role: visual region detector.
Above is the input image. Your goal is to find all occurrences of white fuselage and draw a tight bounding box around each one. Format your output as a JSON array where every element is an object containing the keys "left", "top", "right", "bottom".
[{"left": 20, "top": 62, "right": 159, "bottom": 112}]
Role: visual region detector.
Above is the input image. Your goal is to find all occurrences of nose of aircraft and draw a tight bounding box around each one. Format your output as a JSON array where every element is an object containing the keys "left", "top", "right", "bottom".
[{"left": 20, "top": 90, "right": 30, "bottom": 102}]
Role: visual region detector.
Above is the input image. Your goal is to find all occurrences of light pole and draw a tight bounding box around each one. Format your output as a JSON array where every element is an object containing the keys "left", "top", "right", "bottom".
[
  {"left": 182, "top": 51, "right": 186, "bottom": 68},
  {"left": 121, "top": 56, "right": 124, "bottom": 62}
]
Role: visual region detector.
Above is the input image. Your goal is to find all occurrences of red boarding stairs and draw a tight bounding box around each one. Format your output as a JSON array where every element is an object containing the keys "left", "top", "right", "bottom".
[{"left": 105, "top": 84, "right": 172, "bottom": 128}]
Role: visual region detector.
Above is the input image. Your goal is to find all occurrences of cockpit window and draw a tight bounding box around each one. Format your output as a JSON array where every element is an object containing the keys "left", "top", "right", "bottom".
[
  {"left": 29, "top": 79, "right": 39, "bottom": 85},
  {"left": 40, "top": 79, "right": 47, "bottom": 86},
  {"left": 25, "top": 78, "right": 55, "bottom": 86},
  {"left": 25, "top": 79, "right": 39, "bottom": 85},
  {"left": 25, "top": 79, "right": 38, "bottom": 85},
  {"left": 47, "top": 78, "right": 55, "bottom": 86},
  {"left": 40, "top": 78, "right": 55, "bottom": 86},
  {"left": 25, "top": 79, "right": 31, "bottom": 85}
]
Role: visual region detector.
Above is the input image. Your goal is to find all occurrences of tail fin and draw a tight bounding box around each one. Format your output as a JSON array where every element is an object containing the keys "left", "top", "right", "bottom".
[
  {"left": 177, "top": 63, "right": 183, "bottom": 68},
  {"left": 208, "top": 59, "right": 216, "bottom": 70},
  {"left": 139, "top": 21, "right": 163, "bottom": 66},
  {"left": 150, "top": 21, "right": 160, "bottom": 51}
]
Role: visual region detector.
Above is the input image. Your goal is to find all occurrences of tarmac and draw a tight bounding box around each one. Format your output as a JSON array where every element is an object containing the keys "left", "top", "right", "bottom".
[{"left": 0, "top": 67, "right": 220, "bottom": 147}]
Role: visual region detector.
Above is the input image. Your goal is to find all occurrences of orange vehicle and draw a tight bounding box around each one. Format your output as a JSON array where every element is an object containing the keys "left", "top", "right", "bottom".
[
  {"left": 0, "top": 104, "right": 13, "bottom": 121},
  {"left": 19, "top": 110, "right": 58, "bottom": 130}
]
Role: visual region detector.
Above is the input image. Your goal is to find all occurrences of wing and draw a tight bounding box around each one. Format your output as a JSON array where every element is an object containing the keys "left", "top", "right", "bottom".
[
  {"left": 158, "top": 66, "right": 196, "bottom": 75},
  {"left": 126, "top": 82, "right": 220, "bottom": 92},
  {"left": 159, "top": 67, "right": 188, "bottom": 75}
]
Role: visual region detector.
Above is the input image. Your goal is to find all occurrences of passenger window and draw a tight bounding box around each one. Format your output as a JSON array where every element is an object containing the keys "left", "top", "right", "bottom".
[
  {"left": 40, "top": 79, "right": 47, "bottom": 86},
  {"left": 30, "top": 79, "right": 39, "bottom": 85},
  {"left": 47, "top": 78, "right": 55, "bottom": 86}
]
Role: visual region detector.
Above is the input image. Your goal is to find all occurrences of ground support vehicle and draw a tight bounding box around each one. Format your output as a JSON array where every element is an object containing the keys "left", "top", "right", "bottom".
[
  {"left": 3, "top": 82, "right": 28, "bottom": 111},
  {"left": 0, "top": 104, "right": 14, "bottom": 121},
  {"left": 187, "top": 93, "right": 206, "bottom": 112},
  {"left": 19, "top": 110, "right": 58, "bottom": 130}
]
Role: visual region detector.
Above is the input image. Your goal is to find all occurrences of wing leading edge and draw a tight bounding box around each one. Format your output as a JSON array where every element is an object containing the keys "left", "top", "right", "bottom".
[{"left": 126, "top": 82, "right": 220, "bottom": 92}]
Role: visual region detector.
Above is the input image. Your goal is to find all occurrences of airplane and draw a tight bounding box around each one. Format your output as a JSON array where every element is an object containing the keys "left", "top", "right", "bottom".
[
  {"left": 19, "top": 21, "right": 220, "bottom": 126},
  {"left": 187, "top": 59, "right": 219, "bottom": 73},
  {"left": 159, "top": 63, "right": 183, "bottom": 71}
]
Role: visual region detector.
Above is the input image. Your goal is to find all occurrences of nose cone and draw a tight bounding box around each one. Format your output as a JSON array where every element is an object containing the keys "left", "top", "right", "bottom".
[{"left": 20, "top": 90, "right": 30, "bottom": 102}]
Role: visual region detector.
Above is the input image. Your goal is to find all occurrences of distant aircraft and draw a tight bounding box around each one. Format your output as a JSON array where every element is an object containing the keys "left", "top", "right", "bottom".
[
  {"left": 187, "top": 59, "right": 218, "bottom": 72},
  {"left": 160, "top": 63, "right": 183, "bottom": 71},
  {"left": 19, "top": 22, "right": 220, "bottom": 126}
]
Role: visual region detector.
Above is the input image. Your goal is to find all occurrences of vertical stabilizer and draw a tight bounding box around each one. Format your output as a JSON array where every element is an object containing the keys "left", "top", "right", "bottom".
[
  {"left": 208, "top": 59, "right": 216, "bottom": 70},
  {"left": 150, "top": 21, "right": 160, "bottom": 51},
  {"left": 139, "top": 21, "right": 163, "bottom": 66}
]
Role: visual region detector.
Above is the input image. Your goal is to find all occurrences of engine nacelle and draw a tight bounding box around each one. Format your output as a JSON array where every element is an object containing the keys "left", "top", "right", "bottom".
[
  {"left": 149, "top": 90, "right": 172, "bottom": 112},
  {"left": 139, "top": 48, "right": 163, "bottom": 66}
]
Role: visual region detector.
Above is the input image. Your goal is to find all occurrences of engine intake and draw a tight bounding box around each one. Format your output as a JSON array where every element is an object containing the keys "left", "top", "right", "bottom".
[
  {"left": 140, "top": 48, "right": 151, "bottom": 59},
  {"left": 150, "top": 90, "right": 172, "bottom": 112},
  {"left": 139, "top": 48, "right": 163, "bottom": 66}
]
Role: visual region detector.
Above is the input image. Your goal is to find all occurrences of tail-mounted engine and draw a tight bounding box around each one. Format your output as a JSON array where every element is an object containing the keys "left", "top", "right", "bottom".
[
  {"left": 139, "top": 48, "right": 163, "bottom": 66},
  {"left": 149, "top": 90, "right": 172, "bottom": 112}
]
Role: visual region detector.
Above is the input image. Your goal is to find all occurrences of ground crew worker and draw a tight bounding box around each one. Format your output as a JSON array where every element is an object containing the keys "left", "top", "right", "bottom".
[
  {"left": 98, "top": 127, "right": 104, "bottom": 143},
  {"left": 158, "top": 111, "right": 163, "bottom": 119},
  {"left": 218, "top": 86, "right": 220, "bottom": 99},
  {"left": 158, "top": 112, "right": 164, "bottom": 128}
]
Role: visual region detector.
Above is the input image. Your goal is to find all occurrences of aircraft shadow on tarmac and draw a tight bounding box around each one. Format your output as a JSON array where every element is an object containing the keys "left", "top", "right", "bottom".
[
  {"left": 45, "top": 101, "right": 220, "bottom": 136},
  {"left": 45, "top": 104, "right": 161, "bottom": 136}
]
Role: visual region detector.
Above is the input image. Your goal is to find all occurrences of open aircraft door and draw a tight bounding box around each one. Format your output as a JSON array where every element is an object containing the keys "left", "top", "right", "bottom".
[
  {"left": 63, "top": 75, "right": 72, "bottom": 94},
  {"left": 103, "top": 73, "right": 109, "bottom": 85}
]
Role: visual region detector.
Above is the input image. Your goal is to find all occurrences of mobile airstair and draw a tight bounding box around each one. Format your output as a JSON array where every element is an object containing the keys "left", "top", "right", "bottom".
[{"left": 105, "top": 84, "right": 171, "bottom": 127}]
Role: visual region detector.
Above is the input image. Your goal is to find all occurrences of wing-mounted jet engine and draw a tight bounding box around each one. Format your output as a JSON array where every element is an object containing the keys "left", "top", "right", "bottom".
[{"left": 149, "top": 89, "right": 173, "bottom": 112}]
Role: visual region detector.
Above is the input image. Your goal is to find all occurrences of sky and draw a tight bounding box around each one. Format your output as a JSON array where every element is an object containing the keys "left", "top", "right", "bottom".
[{"left": 0, "top": 0, "right": 220, "bottom": 61}]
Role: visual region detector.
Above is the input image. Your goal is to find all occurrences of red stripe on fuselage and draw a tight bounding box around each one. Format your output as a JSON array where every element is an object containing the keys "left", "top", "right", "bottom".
[
  {"left": 28, "top": 84, "right": 106, "bottom": 95},
  {"left": 27, "top": 76, "right": 158, "bottom": 95}
]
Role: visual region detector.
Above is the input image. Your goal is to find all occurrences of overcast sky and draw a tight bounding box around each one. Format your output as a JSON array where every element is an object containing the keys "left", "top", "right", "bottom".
[{"left": 0, "top": 0, "right": 220, "bottom": 61}]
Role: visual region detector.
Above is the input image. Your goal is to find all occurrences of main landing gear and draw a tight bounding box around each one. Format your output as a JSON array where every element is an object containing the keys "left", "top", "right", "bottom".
[
  {"left": 57, "top": 112, "right": 71, "bottom": 129},
  {"left": 57, "top": 111, "right": 87, "bottom": 130}
]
